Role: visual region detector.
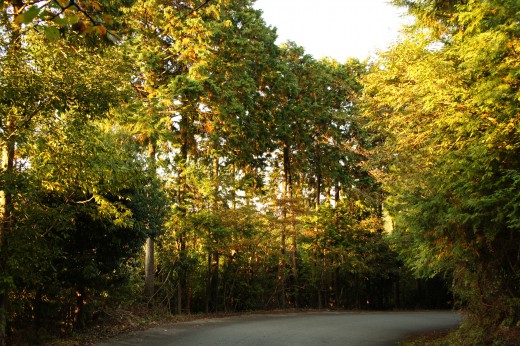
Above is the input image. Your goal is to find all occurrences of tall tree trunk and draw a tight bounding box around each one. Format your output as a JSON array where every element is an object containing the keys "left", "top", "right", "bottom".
[
  {"left": 205, "top": 249, "right": 220, "bottom": 312},
  {"left": 286, "top": 148, "right": 299, "bottom": 307},
  {"left": 206, "top": 155, "right": 220, "bottom": 312},
  {"left": 314, "top": 151, "right": 324, "bottom": 309},
  {"left": 0, "top": 118, "right": 14, "bottom": 346},
  {"left": 0, "top": 142, "right": 14, "bottom": 346},
  {"left": 290, "top": 224, "right": 299, "bottom": 307},
  {"left": 210, "top": 252, "right": 219, "bottom": 311},
  {"left": 278, "top": 229, "right": 286, "bottom": 308},
  {"left": 314, "top": 245, "right": 322, "bottom": 309},
  {"left": 177, "top": 114, "right": 189, "bottom": 313},
  {"left": 334, "top": 180, "right": 340, "bottom": 206},
  {"left": 145, "top": 139, "right": 157, "bottom": 302},
  {"left": 277, "top": 144, "right": 293, "bottom": 308},
  {"left": 0, "top": 3, "right": 22, "bottom": 342},
  {"left": 231, "top": 164, "right": 236, "bottom": 209},
  {"left": 144, "top": 237, "right": 155, "bottom": 301},
  {"left": 315, "top": 170, "right": 322, "bottom": 211},
  {"left": 177, "top": 233, "right": 187, "bottom": 314},
  {"left": 74, "top": 287, "right": 86, "bottom": 330},
  {"left": 205, "top": 252, "right": 211, "bottom": 313},
  {"left": 177, "top": 281, "right": 182, "bottom": 314}
]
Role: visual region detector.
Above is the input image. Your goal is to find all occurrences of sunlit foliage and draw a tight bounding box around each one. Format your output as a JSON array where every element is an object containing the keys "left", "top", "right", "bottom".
[{"left": 364, "top": 0, "right": 520, "bottom": 341}]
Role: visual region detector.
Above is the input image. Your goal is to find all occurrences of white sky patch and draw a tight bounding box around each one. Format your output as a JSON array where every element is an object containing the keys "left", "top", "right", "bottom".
[{"left": 254, "top": 0, "right": 413, "bottom": 61}]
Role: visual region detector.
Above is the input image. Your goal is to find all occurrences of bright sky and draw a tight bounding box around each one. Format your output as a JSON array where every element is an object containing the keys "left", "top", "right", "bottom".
[{"left": 253, "top": 0, "right": 412, "bottom": 62}]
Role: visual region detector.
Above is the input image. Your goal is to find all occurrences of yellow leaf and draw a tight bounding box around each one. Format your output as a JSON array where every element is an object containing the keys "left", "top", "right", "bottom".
[
  {"left": 97, "top": 25, "right": 107, "bottom": 36},
  {"left": 14, "top": 13, "right": 25, "bottom": 25},
  {"left": 102, "top": 14, "right": 113, "bottom": 24},
  {"left": 91, "top": 1, "right": 102, "bottom": 11}
]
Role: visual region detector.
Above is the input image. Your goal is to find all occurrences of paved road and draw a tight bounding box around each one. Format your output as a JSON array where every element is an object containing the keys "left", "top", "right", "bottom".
[{"left": 96, "top": 311, "right": 462, "bottom": 346}]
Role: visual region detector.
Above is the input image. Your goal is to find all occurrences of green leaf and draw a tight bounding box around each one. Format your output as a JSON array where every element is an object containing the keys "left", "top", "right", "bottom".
[
  {"left": 52, "top": 16, "right": 69, "bottom": 25},
  {"left": 44, "top": 26, "right": 60, "bottom": 40},
  {"left": 68, "top": 15, "right": 80, "bottom": 25},
  {"left": 52, "top": 15, "right": 79, "bottom": 26},
  {"left": 21, "top": 6, "right": 41, "bottom": 24}
]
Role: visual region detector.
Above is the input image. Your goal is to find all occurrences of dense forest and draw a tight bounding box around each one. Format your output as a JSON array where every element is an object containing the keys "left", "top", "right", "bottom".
[{"left": 0, "top": 0, "right": 518, "bottom": 344}]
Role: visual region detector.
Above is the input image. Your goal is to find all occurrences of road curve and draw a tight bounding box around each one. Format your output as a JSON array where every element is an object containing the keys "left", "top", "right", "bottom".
[{"left": 96, "top": 311, "right": 462, "bottom": 346}]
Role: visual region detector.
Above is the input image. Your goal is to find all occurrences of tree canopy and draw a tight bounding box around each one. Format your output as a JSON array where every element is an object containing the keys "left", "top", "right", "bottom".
[{"left": 363, "top": 0, "right": 519, "bottom": 342}]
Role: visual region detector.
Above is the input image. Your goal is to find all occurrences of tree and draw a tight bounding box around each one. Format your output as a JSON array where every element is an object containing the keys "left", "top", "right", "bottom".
[
  {"left": 263, "top": 44, "right": 367, "bottom": 308},
  {"left": 193, "top": 0, "right": 280, "bottom": 310},
  {"left": 0, "top": 1, "right": 135, "bottom": 341},
  {"left": 7, "top": 114, "right": 162, "bottom": 336},
  {"left": 363, "top": 0, "right": 520, "bottom": 340},
  {"left": 122, "top": 0, "right": 218, "bottom": 302}
]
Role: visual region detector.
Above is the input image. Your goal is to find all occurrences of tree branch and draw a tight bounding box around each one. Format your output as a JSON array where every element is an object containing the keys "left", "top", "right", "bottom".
[
  {"left": 69, "top": 0, "right": 101, "bottom": 26},
  {"left": 179, "top": 0, "right": 212, "bottom": 17},
  {"left": 191, "top": 0, "right": 212, "bottom": 13},
  {"left": 50, "top": 0, "right": 75, "bottom": 20}
]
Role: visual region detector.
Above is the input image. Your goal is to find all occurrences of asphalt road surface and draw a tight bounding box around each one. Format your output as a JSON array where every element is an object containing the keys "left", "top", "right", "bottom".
[{"left": 96, "top": 311, "right": 462, "bottom": 346}]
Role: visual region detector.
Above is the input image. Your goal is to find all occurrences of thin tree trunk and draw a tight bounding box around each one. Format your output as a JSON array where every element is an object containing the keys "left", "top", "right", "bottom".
[
  {"left": 205, "top": 155, "right": 220, "bottom": 312},
  {"left": 334, "top": 181, "right": 340, "bottom": 206},
  {"left": 186, "top": 286, "right": 192, "bottom": 314},
  {"left": 205, "top": 252, "right": 211, "bottom": 313},
  {"left": 74, "top": 287, "right": 86, "bottom": 330},
  {"left": 314, "top": 245, "right": 322, "bottom": 310},
  {"left": 145, "top": 139, "right": 157, "bottom": 302},
  {"left": 322, "top": 248, "right": 327, "bottom": 308},
  {"left": 211, "top": 156, "right": 219, "bottom": 312},
  {"left": 211, "top": 252, "right": 219, "bottom": 311},
  {"left": 206, "top": 251, "right": 220, "bottom": 313},
  {"left": 315, "top": 154, "right": 323, "bottom": 309},
  {"left": 277, "top": 144, "right": 292, "bottom": 308},
  {"left": 177, "top": 283, "right": 182, "bottom": 314},
  {"left": 0, "top": 118, "right": 14, "bottom": 346},
  {"left": 287, "top": 157, "right": 299, "bottom": 307},
  {"left": 177, "top": 232, "right": 188, "bottom": 314},
  {"left": 144, "top": 237, "right": 155, "bottom": 301},
  {"left": 290, "top": 228, "right": 299, "bottom": 307},
  {"left": 177, "top": 113, "right": 189, "bottom": 314},
  {"left": 316, "top": 171, "right": 322, "bottom": 211},
  {"left": 231, "top": 164, "right": 236, "bottom": 209},
  {"left": 278, "top": 230, "right": 286, "bottom": 308}
]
